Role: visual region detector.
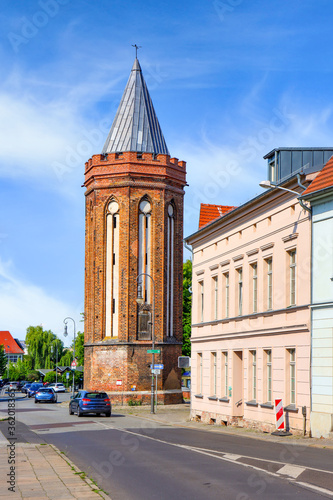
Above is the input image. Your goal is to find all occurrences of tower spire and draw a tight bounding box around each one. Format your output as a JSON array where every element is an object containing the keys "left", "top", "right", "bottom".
[
  {"left": 132, "top": 44, "right": 142, "bottom": 58},
  {"left": 102, "top": 57, "right": 170, "bottom": 156}
]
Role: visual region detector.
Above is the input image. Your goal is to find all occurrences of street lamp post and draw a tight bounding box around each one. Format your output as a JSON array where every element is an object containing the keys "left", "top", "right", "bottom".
[
  {"left": 63, "top": 317, "right": 76, "bottom": 397},
  {"left": 136, "top": 273, "right": 155, "bottom": 414}
]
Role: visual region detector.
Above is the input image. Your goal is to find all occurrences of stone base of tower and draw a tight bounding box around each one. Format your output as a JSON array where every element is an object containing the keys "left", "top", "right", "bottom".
[{"left": 84, "top": 342, "right": 183, "bottom": 406}]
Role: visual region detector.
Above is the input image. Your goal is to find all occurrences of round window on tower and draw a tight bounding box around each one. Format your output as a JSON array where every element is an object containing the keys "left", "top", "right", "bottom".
[
  {"left": 108, "top": 201, "right": 119, "bottom": 214},
  {"left": 168, "top": 204, "right": 174, "bottom": 216},
  {"left": 139, "top": 200, "right": 151, "bottom": 214}
]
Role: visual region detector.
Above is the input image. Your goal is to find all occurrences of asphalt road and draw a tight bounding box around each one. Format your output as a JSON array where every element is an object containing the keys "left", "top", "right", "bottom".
[{"left": 1, "top": 394, "right": 333, "bottom": 499}]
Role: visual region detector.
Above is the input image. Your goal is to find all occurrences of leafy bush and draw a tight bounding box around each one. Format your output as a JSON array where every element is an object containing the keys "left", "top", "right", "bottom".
[{"left": 128, "top": 399, "right": 142, "bottom": 406}]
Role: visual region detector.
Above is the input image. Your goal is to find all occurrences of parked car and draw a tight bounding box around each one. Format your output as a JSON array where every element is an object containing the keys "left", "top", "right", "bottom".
[
  {"left": 22, "top": 383, "right": 32, "bottom": 394},
  {"left": 8, "top": 382, "right": 19, "bottom": 391},
  {"left": 17, "top": 380, "right": 28, "bottom": 391},
  {"left": 48, "top": 383, "right": 66, "bottom": 393},
  {"left": 27, "top": 383, "right": 44, "bottom": 398},
  {"left": 69, "top": 391, "right": 111, "bottom": 417},
  {"left": 0, "top": 378, "right": 9, "bottom": 388},
  {"left": 35, "top": 388, "right": 57, "bottom": 404}
]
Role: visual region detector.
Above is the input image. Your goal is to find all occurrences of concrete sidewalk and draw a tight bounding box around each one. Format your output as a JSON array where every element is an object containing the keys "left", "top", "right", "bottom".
[
  {"left": 118, "top": 403, "right": 333, "bottom": 449},
  {"left": 0, "top": 433, "right": 111, "bottom": 500}
]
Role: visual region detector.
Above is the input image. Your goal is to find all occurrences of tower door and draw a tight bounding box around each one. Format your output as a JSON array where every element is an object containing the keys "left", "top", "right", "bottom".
[{"left": 232, "top": 350, "right": 243, "bottom": 417}]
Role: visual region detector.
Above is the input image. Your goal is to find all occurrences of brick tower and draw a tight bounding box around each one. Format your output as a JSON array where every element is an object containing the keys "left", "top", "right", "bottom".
[{"left": 84, "top": 58, "right": 187, "bottom": 404}]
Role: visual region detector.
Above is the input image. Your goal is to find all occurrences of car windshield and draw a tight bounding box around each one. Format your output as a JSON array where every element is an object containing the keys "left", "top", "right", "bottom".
[
  {"left": 39, "top": 389, "right": 53, "bottom": 393},
  {"left": 85, "top": 393, "right": 108, "bottom": 399}
]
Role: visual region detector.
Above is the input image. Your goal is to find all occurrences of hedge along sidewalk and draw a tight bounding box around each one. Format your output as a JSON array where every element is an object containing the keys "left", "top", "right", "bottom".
[{"left": 0, "top": 434, "right": 112, "bottom": 499}]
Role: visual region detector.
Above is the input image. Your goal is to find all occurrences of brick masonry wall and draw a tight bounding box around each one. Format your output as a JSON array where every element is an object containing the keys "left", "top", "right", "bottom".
[{"left": 84, "top": 153, "right": 186, "bottom": 404}]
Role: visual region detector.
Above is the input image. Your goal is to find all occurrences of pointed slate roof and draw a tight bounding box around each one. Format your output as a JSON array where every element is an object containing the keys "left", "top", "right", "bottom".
[{"left": 102, "top": 58, "right": 170, "bottom": 155}]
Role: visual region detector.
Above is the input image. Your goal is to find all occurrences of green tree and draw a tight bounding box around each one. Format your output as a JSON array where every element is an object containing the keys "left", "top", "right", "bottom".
[
  {"left": 43, "top": 371, "right": 57, "bottom": 384},
  {"left": 26, "top": 370, "right": 41, "bottom": 382},
  {"left": 26, "top": 326, "right": 64, "bottom": 369},
  {"left": 0, "top": 345, "right": 7, "bottom": 377},
  {"left": 59, "top": 349, "right": 73, "bottom": 367},
  {"left": 13, "top": 358, "right": 27, "bottom": 380},
  {"left": 74, "top": 332, "right": 84, "bottom": 366},
  {"left": 182, "top": 259, "right": 192, "bottom": 356}
]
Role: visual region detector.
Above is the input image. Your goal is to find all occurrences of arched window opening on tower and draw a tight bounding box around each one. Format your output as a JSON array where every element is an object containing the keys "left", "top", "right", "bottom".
[
  {"left": 167, "top": 203, "right": 175, "bottom": 336},
  {"left": 105, "top": 199, "right": 119, "bottom": 338},
  {"left": 138, "top": 198, "right": 152, "bottom": 338}
]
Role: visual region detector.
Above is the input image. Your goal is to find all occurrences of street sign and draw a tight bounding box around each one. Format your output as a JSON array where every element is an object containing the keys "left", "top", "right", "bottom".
[
  {"left": 151, "top": 369, "right": 161, "bottom": 375},
  {"left": 150, "top": 364, "right": 164, "bottom": 369},
  {"left": 116, "top": 380, "right": 122, "bottom": 386},
  {"left": 147, "top": 349, "right": 160, "bottom": 354},
  {"left": 71, "top": 360, "right": 77, "bottom": 370},
  {"left": 66, "top": 372, "right": 69, "bottom": 379},
  {"left": 178, "top": 356, "right": 191, "bottom": 368}
]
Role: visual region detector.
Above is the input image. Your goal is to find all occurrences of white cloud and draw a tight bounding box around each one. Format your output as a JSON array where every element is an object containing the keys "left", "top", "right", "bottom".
[{"left": 0, "top": 258, "right": 82, "bottom": 342}]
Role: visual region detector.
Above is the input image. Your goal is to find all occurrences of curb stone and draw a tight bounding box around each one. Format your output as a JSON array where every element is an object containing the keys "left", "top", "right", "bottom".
[{"left": 49, "top": 444, "right": 112, "bottom": 500}]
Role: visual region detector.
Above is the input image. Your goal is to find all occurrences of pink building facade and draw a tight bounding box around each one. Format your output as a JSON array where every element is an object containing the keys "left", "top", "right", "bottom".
[{"left": 185, "top": 175, "right": 313, "bottom": 433}]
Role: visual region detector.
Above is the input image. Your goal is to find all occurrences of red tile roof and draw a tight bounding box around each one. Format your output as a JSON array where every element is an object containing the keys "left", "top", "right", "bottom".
[
  {"left": 302, "top": 155, "right": 333, "bottom": 196},
  {"left": 199, "top": 204, "right": 236, "bottom": 229},
  {"left": 0, "top": 331, "right": 24, "bottom": 354}
]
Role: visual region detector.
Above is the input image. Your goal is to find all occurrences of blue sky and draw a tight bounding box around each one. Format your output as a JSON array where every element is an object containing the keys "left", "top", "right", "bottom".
[{"left": 1, "top": 0, "right": 333, "bottom": 341}]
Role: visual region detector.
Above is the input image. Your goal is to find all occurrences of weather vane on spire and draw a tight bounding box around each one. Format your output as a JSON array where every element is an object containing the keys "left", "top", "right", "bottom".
[{"left": 132, "top": 44, "right": 142, "bottom": 58}]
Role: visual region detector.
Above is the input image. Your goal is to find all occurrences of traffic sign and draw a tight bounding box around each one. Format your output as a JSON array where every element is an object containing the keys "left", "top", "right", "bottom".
[
  {"left": 150, "top": 364, "right": 164, "bottom": 369},
  {"left": 116, "top": 380, "right": 122, "bottom": 386},
  {"left": 151, "top": 369, "right": 161, "bottom": 375},
  {"left": 147, "top": 349, "right": 160, "bottom": 354},
  {"left": 71, "top": 360, "right": 77, "bottom": 370}
]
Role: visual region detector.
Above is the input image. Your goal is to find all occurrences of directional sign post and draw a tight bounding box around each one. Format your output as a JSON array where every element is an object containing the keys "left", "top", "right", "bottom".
[
  {"left": 147, "top": 349, "right": 160, "bottom": 354},
  {"left": 150, "top": 364, "right": 164, "bottom": 370}
]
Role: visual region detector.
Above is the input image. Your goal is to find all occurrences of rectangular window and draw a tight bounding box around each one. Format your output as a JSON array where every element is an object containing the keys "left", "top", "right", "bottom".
[
  {"left": 221, "top": 351, "right": 228, "bottom": 398},
  {"left": 212, "top": 276, "right": 218, "bottom": 320},
  {"left": 252, "top": 263, "right": 258, "bottom": 313},
  {"left": 223, "top": 272, "right": 229, "bottom": 318},
  {"left": 211, "top": 352, "right": 217, "bottom": 396},
  {"left": 199, "top": 281, "right": 204, "bottom": 322},
  {"left": 237, "top": 268, "right": 243, "bottom": 316},
  {"left": 289, "top": 250, "right": 296, "bottom": 306},
  {"left": 249, "top": 350, "right": 257, "bottom": 400},
  {"left": 289, "top": 348, "right": 296, "bottom": 405},
  {"left": 197, "top": 353, "right": 203, "bottom": 395},
  {"left": 264, "top": 349, "right": 272, "bottom": 403},
  {"left": 266, "top": 258, "right": 273, "bottom": 310}
]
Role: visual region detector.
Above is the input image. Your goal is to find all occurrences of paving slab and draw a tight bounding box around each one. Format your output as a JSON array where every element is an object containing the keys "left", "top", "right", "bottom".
[{"left": 0, "top": 432, "right": 111, "bottom": 500}]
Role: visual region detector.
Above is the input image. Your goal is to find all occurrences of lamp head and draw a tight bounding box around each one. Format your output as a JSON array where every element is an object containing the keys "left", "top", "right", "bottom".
[
  {"left": 259, "top": 180, "right": 273, "bottom": 189},
  {"left": 64, "top": 324, "right": 68, "bottom": 337},
  {"left": 136, "top": 283, "right": 144, "bottom": 305}
]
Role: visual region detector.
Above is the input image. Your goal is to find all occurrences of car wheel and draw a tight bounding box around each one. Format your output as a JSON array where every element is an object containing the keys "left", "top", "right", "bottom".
[
  {"left": 69, "top": 405, "right": 74, "bottom": 415},
  {"left": 105, "top": 411, "right": 111, "bottom": 417},
  {"left": 34, "top": 400, "right": 37, "bottom": 404},
  {"left": 77, "top": 407, "right": 83, "bottom": 417}
]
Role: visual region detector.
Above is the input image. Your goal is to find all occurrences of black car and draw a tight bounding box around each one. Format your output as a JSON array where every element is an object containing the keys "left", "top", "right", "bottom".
[
  {"left": 69, "top": 390, "right": 111, "bottom": 417},
  {"left": 17, "top": 380, "right": 28, "bottom": 391}
]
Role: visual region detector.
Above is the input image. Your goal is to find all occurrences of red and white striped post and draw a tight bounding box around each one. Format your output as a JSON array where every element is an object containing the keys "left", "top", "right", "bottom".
[{"left": 274, "top": 398, "right": 285, "bottom": 431}]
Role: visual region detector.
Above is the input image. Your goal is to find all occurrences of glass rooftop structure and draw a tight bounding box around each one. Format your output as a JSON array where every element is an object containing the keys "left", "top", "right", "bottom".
[{"left": 264, "top": 147, "right": 333, "bottom": 184}]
